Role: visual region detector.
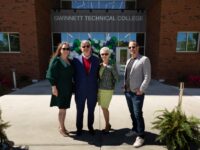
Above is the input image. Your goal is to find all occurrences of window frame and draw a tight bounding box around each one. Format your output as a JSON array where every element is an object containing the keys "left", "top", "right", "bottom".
[
  {"left": 70, "top": 0, "right": 125, "bottom": 9},
  {"left": 0, "top": 32, "right": 21, "bottom": 53},
  {"left": 176, "top": 31, "right": 200, "bottom": 53}
]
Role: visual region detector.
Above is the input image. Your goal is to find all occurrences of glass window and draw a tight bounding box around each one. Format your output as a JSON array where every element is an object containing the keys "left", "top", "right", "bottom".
[
  {"left": 52, "top": 32, "right": 79, "bottom": 51},
  {"left": 89, "top": 33, "right": 105, "bottom": 44},
  {"left": 125, "top": 0, "right": 136, "bottom": 10},
  {"left": 130, "top": 33, "right": 136, "bottom": 41},
  {"left": 89, "top": 33, "right": 105, "bottom": 53},
  {"left": 187, "top": 33, "right": 198, "bottom": 51},
  {"left": 139, "top": 47, "right": 144, "bottom": 55},
  {"left": 176, "top": 32, "right": 199, "bottom": 52},
  {"left": 105, "top": 32, "right": 118, "bottom": 51},
  {"left": 61, "top": 1, "right": 71, "bottom": 9},
  {"left": 52, "top": 32, "right": 146, "bottom": 56},
  {"left": 9, "top": 33, "right": 20, "bottom": 52},
  {"left": 0, "top": 32, "right": 20, "bottom": 53},
  {"left": 52, "top": 33, "right": 61, "bottom": 51},
  {"left": 136, "top": 33, "right": 145, "bottom": 46},
  {"left": 118, "top": 33, "right": 130, "bottom": 46},
  {"left": 72, "top": 0, "right": 125, "bottom": 9},
  {"left": 176, "top": 32, "right": 187, "bottom": 51},
  {"left": 61, "top": 33, "right": 68, "bottom": 42},
  {"left": 69, "top": 33, "right": 81, "bottom": 54},
  {"left": 90, "top": 33, "right": 105, "bottom": 42},
  {"left": 120, "top": 49, "right": 128, "bottom": 65},
  {"left": 68, "top": 32, "right": 80, "bottom": 46},
  {"left": 0, "top": 33, "right": 9, "bottom": 52},
  {"left": 79, "top": 33, "right": 89, "bottom": 40}
]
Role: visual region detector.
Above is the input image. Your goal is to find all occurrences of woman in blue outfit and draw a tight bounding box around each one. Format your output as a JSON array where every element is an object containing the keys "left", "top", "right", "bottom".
[{"left": 46, "top": 42, "right": 74, "bottom": 137}]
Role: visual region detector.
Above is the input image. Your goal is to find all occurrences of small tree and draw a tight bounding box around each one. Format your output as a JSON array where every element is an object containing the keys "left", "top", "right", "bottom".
[{"left": 152, "top": 83, "right": 200, "bottom": 150}]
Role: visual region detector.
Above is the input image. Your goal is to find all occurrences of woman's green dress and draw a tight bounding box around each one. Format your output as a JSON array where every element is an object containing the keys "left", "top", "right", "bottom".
[{"left": 46, "top": 57, "right": 74, "bottom": 109}]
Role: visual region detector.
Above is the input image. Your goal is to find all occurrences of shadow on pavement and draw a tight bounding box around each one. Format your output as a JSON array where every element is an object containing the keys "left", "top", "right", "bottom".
[
  {"left": 69, "top": 129, "right": 200, "bottom": 149},
  {"left": 69, "top": 128, "right": 163, "bottom": 147}
]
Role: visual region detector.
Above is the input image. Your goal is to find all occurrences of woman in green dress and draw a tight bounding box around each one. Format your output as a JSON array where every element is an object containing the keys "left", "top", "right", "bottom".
[
  {"left": 46, "top": 42, "right": 74, "bottom": 137},
  {"left": 98, "top": 47, "right": 119, "bottom": 133}
]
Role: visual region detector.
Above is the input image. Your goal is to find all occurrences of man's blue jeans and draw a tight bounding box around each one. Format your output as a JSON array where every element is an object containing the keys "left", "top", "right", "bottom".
[{"left": 125, "top": 91, "right": 145, "bottom": 137}]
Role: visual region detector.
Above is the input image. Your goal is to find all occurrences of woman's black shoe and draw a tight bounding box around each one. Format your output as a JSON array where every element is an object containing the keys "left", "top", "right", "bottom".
[
  {"left": 102, "top": 124, "right": 111, "bottom": 134},
  {"left": 76, "top": 130, "right": 82, "bottom": 136}
]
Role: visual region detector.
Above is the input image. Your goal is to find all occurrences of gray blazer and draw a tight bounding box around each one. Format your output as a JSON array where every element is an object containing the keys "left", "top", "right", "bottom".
[{"left": 124, "top": 54, "right": 151, "bottom": 93}]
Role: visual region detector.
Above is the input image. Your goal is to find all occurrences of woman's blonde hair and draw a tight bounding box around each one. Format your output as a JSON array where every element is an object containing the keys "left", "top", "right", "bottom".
[{"left": 100, "top": 47, "right": 111, "bottom": 56}]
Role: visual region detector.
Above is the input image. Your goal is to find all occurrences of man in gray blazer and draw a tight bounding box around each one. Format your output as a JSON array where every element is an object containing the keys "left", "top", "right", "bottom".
[{"left": 124, "top": 41, "right": 151, "bottom": 148}]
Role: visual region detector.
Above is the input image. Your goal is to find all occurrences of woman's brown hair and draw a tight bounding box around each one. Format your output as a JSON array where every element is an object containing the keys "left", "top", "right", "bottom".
[{"left": 52, "top": 42, "right": 70, "bottom": 58}]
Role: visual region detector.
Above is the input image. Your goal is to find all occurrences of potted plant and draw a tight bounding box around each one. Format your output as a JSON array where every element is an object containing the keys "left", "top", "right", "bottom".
[{"left": 152, "top": 83, "right": 200, "bottom": 150}]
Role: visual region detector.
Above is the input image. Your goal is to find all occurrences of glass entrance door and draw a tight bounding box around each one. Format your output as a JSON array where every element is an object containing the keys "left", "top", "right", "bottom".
[{"left": 116, "top": 47, "right": 130, "bottom": 75}]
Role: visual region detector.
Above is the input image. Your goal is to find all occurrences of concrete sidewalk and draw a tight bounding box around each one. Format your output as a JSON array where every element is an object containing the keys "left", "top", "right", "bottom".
[{"left": 0, "top": 79, "right": 199, "bottom": 150}]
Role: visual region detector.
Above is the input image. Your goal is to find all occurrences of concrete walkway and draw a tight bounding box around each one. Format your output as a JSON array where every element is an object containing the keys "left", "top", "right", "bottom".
[{"left": 0, "top": 78, "right": 200, "bottom": 150}]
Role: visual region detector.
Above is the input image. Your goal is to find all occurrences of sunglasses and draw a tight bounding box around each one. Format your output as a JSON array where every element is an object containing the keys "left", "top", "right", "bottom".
[
  {"left": 101, "top": 53, "right": 109, "bottom": 56},
  {"left": 128, "top": 46, "right": 137, "bottom": 49},
  {"left": 82, "top": 45, "right": 90, "bottom": 48},
  {"left": 62, "top": 47, "right": 70, "bottom": 51}
]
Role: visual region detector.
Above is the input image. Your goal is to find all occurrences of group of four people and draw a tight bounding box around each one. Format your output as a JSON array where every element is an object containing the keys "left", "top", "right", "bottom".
[{"left": 46, "top": 40, "right": 151, "bottom": 148}]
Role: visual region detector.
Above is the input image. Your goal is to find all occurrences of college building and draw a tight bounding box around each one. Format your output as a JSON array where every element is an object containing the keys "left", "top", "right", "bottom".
[{"left": 0, "top": 0, "right": 200, "bottom": 85}]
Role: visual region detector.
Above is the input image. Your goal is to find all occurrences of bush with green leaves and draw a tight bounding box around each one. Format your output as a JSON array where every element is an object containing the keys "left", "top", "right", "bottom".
[
  {"left": 152, "top": 83, "right": 200, "bottom": 150},
  {"left": 152, "top": 108, "right": 200, "bottom": 150}
]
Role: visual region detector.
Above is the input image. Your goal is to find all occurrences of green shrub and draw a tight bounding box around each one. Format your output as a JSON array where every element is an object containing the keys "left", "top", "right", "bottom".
[
  {"left": 0, "top": 108, "right": 10, "bottom": 143},
  {"left": 152, "top": 83, "right": 200, "bottom": 150},
  {"left": 152, "top": 108, "right": 200, "bottom": 150}
]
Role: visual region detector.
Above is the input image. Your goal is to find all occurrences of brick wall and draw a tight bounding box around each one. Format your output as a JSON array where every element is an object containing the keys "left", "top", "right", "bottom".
[
  {"left": 146, "top": 0, "right": 162, "bottom": 79},
  {"left": 0, "top": 0, "right": 40, "bottom": 82},
  {"left": 147, "top": 0, "right": 200, "bottom": 83},
  {"left": 159, "top": 0, "right": 200, "bottom": 83},
  {"left": 34, "top": 0, "right": 57, "bottom": 80},
  {"left": 0, "top": 0, "right": 57, "bottom": 82}
]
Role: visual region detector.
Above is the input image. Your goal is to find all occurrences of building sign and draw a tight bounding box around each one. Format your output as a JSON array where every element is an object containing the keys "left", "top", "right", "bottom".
[
  {"left": 53, "top": 15, "right": 144, "bottom": 22},
  {"left": 51, "top": 10, "right": 146, "bottom": 32}
]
